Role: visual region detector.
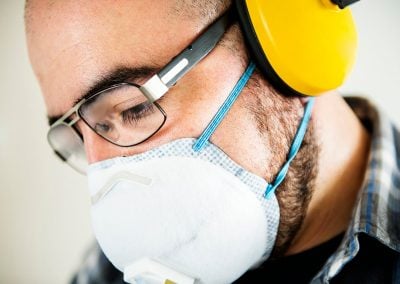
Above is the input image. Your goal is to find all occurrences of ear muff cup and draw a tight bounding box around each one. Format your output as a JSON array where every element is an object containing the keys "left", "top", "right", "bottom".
[{"left": 234, "top": 0, "right": 358, "bottom": 96}]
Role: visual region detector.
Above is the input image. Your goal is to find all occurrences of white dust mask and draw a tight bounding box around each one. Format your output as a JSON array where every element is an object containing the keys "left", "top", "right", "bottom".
[
  {"left": 87, "top": 62, "right": 315, "bottom": 284},
  {"left": 88, "top": 138, "right": 280, "bottom": 284}
]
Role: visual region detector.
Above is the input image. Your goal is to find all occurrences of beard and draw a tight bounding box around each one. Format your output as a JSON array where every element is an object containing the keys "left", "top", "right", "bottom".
[{"left": 242, "top": 69, "right": 320, "bottom": 258}]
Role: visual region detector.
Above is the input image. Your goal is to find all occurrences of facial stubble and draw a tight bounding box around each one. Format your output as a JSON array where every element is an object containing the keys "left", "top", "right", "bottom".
[{"left": 243, "top": 70, "right": 319, "bottom": 258}]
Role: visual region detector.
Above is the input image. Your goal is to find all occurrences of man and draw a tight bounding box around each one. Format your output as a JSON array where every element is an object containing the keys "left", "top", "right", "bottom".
[{"left": 25, "top": 0, "right": 399, "bottom": 283}]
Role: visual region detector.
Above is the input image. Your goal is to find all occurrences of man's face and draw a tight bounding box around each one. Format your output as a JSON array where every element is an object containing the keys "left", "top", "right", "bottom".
[
  {"left": 26, "top": 0, "right": 271, "bottom": 177},
  {"left": 26, "top": 0, "right": 318, "bottom": 256}
]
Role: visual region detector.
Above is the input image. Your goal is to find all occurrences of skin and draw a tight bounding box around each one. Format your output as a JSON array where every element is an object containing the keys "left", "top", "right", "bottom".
[{"left": 26, "top": 0, "right": 371, "bottom": 261}]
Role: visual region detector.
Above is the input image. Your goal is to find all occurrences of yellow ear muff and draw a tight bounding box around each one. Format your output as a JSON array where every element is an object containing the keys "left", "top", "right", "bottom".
[{"left": 235, "top": 0, "right": 358, "bottom": 96}]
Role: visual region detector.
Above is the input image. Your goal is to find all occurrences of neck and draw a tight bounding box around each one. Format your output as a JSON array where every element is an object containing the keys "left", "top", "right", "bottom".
[{"left": 286, "top": 92, "right": 371, "bottom": 255}]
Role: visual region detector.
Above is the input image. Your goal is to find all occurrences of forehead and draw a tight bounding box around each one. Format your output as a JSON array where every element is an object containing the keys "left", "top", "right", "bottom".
[{"left": 26, "top": 0, "right": 200, "bottom": 117}]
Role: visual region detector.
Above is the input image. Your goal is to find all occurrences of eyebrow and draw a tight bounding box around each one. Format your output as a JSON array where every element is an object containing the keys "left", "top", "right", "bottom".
[{"left": 47, "top": 65, "right": 158, "bottom": 125}]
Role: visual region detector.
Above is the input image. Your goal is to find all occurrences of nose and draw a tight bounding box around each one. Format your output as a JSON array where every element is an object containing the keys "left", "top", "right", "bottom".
[{"left": 78, "top": 122, "right": 126, "bottom": 164}]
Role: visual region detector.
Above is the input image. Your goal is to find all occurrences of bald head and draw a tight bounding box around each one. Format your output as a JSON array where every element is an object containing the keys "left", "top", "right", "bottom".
[
  {"left": 25, "top": 0, "right": 231, "bottom": 34},
  {"left": 25, "top": 0, "right": 242, "bottom": 115}
]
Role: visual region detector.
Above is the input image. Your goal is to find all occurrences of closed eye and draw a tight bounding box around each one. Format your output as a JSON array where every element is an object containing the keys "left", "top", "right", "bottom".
[{"left": 121, "top": 102, "right": 156, "bottom": 125}]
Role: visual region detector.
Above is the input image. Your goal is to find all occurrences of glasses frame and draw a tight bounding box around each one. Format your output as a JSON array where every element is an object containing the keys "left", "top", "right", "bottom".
[{"left": 47, "top": 9, "right": 234, "bottom": 168}]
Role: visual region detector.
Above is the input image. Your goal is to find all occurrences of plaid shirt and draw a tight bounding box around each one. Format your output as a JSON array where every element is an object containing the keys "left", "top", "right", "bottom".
[
  {"left": 71, "top": 97, "right": 400, "bottom": 284},
  {"left": 310, "top": 97, "right": 400, "bottom": 283}
]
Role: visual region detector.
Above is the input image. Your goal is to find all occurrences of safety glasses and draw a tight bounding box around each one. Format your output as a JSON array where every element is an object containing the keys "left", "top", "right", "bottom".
[{"left": 47, "top": 10, "right": 233, "bottom": 174}]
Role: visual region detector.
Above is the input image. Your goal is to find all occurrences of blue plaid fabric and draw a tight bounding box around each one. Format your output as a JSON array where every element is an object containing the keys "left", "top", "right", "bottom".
[{"left": 71, "top": 97, "right": 400, "bottom": 284}]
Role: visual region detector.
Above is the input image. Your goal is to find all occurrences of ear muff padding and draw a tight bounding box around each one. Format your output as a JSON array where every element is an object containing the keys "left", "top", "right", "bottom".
[{"left": 234, "top": 0, "right": 358, "bottom": 97}]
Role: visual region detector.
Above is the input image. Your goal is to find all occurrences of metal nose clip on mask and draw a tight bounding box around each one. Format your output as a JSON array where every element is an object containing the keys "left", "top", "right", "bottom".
[{"left": 87, "top": 62, "right": 315, "bottom": 284}]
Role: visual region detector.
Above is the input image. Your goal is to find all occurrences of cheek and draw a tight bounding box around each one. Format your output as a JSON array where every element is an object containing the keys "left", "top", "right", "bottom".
[
  {"left": 210, "top": 101, "right": 273, "bottom": 179},
  {"left": 151, "top": 83, "right": 273, "bottom": 179},
  {"left": 155, "top": 90, "right": 226, "bottom": 140}
]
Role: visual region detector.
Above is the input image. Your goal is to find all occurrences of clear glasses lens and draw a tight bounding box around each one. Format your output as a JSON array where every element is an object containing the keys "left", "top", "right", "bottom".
[
  {"left": 79, "top": 84, "right": 165, "bottom": 146},
  {"left": 47, "top": 84, "right": 166, "bottom": 174},
  {"left": 48, "top": 123, "right": 87, "bottom": 174}
]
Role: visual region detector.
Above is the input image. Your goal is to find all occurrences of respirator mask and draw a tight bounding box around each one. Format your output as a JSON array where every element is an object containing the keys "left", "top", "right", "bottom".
[{"left": 88, "top": 62, "right": 315, "bottom": 284}]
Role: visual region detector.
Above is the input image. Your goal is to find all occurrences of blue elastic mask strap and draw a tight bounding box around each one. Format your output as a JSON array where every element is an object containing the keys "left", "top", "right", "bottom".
[
  {"left": 264, "top": 98, "right": 315, "bottom": 199},
  {"left": 193, "top": 62, "right": 256, "bottom": 152}
]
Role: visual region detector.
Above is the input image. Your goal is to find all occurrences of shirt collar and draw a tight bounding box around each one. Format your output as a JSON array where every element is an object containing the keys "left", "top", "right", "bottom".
[
  {"left": 313, "top": 96, "right": 400, "bottom": 282},
  {"left": 347, "top": 96, "right": 400, "bottom": 251}
]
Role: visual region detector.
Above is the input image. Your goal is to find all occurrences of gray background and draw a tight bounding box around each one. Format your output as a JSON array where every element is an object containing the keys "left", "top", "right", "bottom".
[{"left": 0, "top": 1, "right": 399, "bottom": 283}]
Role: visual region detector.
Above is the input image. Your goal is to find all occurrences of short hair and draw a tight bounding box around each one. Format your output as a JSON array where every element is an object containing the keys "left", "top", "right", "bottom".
[
  {"left": 171, "top": 0, "right": 247, "bottom": 65},
  {"left": 171, "top": 0, "right": 232, "bottom": 25}
]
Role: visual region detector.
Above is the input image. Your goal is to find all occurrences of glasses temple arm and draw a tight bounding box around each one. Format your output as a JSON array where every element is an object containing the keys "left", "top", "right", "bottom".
[{"left": 140, "top": 10, "right": 234, "bottom": 102}]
